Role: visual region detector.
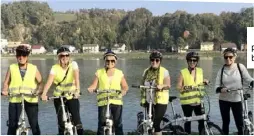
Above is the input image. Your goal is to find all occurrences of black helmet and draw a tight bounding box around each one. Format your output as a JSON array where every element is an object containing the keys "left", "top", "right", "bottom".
[
  {"left": 57, "top": 46, "right": 70, "bottom": 55},
  {"left": 103, "top": 49, "right": 117, "bottom": 60},
  {"left": 149, "top": 50, "right": 163, "bottom": 60},
  {"left": 16, "top": 45, "right": 31, "bottom": 56},
  {"left": 223, "top": 47, "right": 237, "bottom": 56},
  {"left": 186, "top": 51, "right": 199, "bottom": 61}
]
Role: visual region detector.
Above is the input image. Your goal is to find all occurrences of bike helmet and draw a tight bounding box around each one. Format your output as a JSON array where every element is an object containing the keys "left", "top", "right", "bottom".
[
  {"left": 149, "top": 50, "right": 163, "bottom": 60},
  {"left": 103, "top": 49, "right": 117, "bottom": 60},
  {"left": 16, "top": 45, "right": 31, "bottom": 56},
  {"left": 186, "top": 51, "right": 199, "bottom": 61},
  {"left": 57, "top": 46, "right": 70, "bottom": 55},
  {"left": 223, "top": 47, "right": 237, "bottom": 56}
]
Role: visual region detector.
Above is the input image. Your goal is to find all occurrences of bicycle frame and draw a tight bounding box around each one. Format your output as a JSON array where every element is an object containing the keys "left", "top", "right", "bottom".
[
  {"left": 16, "top": 94, "right": 30, "bottom": 135},
  {"left": 132, "top": 85, "right": 157, "bottom": 135},
  {"left": 227, "top": 87, "right": 254, "bottom": 135},
  {"left": 95, "top": 89, "right": 121, "bottom": 135},
  {"left": 161, "top": 84, "right": 215, "bottom": 134},
  {"left": 49, "top": 92, "right": 77, "bottom": 135}
]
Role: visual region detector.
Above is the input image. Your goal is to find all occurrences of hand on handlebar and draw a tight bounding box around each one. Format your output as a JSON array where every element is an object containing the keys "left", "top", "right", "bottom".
[
  {"left": 87, "top": 88, "right": 95, "bottom": 94},
  {"left": 1, "top": 91, "right": 8, "bottom": 96},
  {"left": 203, "top": 79, "right": 210, "bottom": 85},
  {"left": 41, "top": 94, "right": 48, "bottom": 101}
]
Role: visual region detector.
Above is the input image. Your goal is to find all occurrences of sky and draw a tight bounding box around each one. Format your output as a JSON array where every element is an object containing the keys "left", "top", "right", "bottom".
[{"left": 1, "top": 0, "right": 253, "bottom": 15}]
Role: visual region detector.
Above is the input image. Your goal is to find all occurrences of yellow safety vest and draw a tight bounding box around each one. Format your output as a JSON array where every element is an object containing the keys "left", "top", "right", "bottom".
[
  {"left": 52, "top": 63, "right": 76, "bottom": 100},
  {"left": 180, "top": 67, "right": 204, "bottom": 105},
  {"left": 141, "top": 66, "right": 169, "bottom": 105},
  {"left": 97, "top": 68, "right": 123, "bottom": 107},
  {"left": 9, "top": 63, "right": 38, "bottom": 103}
]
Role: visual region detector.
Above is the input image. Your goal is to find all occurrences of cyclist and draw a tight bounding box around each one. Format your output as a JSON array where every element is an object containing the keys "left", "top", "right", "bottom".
[
  {"left": 215, "top": 47, "right": 254, "bottom": 135},
  {"left": 177, "top": 51, "right": 209, "bottom": 134},
  {"left": 87, "top": 49, "right": 129, "bottom": 135},
  {"left": 140, "top": 50, "right": 171, "bottom": 135},
  {"left": 2, "top": 45, "right": 43, "bottom": 135},
  {"left": 41, "top": 46, "right": 84, "bottom": 135}
]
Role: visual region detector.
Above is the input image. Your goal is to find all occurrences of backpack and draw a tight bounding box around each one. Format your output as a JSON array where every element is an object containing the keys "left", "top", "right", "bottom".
[{"left": 220, "top": 63, "right": 243, "bottom": 87}]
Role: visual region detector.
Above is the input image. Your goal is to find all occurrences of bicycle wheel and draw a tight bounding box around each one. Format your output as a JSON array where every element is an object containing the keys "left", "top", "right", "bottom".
[
  {"left": 105, "top": 129, "right": 110, "bottom": 135},
  {"left": 20, "top": 131, "right": 27, "bottom": 135},
  {"left": 201, "top": 122, "right": 223, "bottom": 135},
  {"left": 248, "top": 111, "right": 253, "bottom": 123},
  {"left": 162, "top": 124, "right": 187, "bottom": 135}
]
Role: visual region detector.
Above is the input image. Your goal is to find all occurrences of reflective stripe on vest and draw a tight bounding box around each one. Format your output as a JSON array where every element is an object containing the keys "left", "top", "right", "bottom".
[
  {"left": 180, "top": 67, "right": 203, "bottom": 105},
  {"left": 9, "top": 63, "right": 38, "bottom": 103},
  {"left": 52, "top": 63, "right": 76, "bottom": 100},
  {"left": 141, "top": 66, "right": 169, "bottom": 105},
  {"left": 97, "top": 68, "right": 123, "bottom": 106}
]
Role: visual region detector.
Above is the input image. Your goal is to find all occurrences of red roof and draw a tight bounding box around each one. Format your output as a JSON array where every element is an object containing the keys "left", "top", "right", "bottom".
[{"left": 32, "top": 45, "right": 42, "bottom": 49}]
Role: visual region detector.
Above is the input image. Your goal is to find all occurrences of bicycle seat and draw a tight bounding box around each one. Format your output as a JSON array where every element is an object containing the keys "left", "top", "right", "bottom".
[{"left": 169, "top": 96, "right": 177, "bottom": 102}]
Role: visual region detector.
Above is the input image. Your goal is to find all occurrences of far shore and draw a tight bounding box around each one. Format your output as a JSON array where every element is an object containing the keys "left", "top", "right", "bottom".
[{"left": 1, "top": 51, "right": 247, "bottom": 59}]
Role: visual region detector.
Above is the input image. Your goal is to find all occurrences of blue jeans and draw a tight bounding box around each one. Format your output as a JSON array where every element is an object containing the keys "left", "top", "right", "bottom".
[{"left": 7, "top": 101, "right": 40, "bottom": 135}]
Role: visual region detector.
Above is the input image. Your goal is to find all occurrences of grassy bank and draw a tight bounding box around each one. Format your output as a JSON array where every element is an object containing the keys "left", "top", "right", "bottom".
[{"left": 1, "top": 51, "right": 247, "bottom": 59}]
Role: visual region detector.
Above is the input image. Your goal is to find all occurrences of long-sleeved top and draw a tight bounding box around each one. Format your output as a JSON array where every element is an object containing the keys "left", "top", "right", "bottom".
[{"left": 215, "top": 63, "right": 254, "bottom": 102}]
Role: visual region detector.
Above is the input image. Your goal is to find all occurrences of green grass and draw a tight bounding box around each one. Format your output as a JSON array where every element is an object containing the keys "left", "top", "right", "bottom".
[{"left": 54, "top": 13, "right": 77, "bottom": 22}]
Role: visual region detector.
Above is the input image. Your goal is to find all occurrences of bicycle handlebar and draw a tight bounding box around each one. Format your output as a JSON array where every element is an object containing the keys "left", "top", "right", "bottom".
[
  {"left": 131, "top": 84, "right": 168, "bottom": 90},
  {"left": 1, "top": 92, "right": 38, "bottom": 97},
  {"left": 94, "top": 89, "right": 121, "bottom": 94},
  {"left": 48, "top": 91, "right": 82, "bottom": 100}
]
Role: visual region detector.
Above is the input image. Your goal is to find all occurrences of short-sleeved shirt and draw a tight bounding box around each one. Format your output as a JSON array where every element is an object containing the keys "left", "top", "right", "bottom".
[
  {"left": 50, "top": 61, "right": 78, "bottom": 75},
  {"left": 142, "top": 69, "right": 169, "bottom": 103}
]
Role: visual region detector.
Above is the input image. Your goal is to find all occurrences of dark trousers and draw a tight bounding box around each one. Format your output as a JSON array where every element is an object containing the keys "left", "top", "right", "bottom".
[
  {"left": 219, "top": 100, "right": 243, "bottom": 135},
  {"left": 7, "top": 101, "right": 40, "bottom": 135},
  {"left": 181, "top": 104, "right": 204, "bottom": 134},
  {"left": 54, "top": 98, "right": 84, "bottom": 135},
  {"left": 97, "top": 104, "right": 123, "bottom": 135},
  {"left": 144, "top": 103, "right": 167, "bottom": 132}
]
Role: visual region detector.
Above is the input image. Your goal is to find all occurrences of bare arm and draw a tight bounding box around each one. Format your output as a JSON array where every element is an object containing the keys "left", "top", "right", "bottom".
[
  {"left": 163, "top": 75, "right": 171, "bottom": 89},
  {"left": 121, "top": 76, "right": 129, "bottom": 96},
  {"left": 2, "top": 68, "right": 11, "bottom": 95},
  {"left": 87, "top": 76, "right": 99, "bottom": 93},
  {"left": 42, "top": 74, "right": 55, "bottom": 96},
  {"left": 177, "top": 73, "right": 184, "bottom": 93},
  {"left": 73, "top": 69, "right": 80, "bottom": 93},
  {"left": 35, "top": 69, "right": 43, "bottom": 94}
]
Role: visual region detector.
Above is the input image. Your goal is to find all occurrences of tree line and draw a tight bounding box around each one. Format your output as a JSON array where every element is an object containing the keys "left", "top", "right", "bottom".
[{"left": 1, "top": 1, "right": 253, "bottom": 51}]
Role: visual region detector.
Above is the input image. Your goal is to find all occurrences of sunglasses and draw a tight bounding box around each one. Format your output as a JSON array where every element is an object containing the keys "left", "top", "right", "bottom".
[
  {"left": 106, "top": 59, "right": 116, "bottom": 63},
  {"left": 224, "top": 56, "right": 233, "bottom": 60},
  {"left": 16, "top": 53, "right": 28, "bottom": 57},
  {"left": 60, "top": 54, "right": 69, "bottom": 58},
  {"left": 150, "top": 58, "right": 160, "bottom": 63},
  {"left": 187, "top": 59, "right": 197, "bottom": 62}
]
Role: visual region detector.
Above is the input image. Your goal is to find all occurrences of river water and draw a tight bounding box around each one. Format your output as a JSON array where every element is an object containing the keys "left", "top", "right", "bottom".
[{"left": 1, "top": 56, "right": 253, "bottom": 134}]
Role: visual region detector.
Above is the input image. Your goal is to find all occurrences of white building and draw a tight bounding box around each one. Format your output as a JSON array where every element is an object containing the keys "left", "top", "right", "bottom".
[
  {"left": 200, "top": 42, "right": 214, "bottom": 51},
  {"left": 31, "top": 45, "right": 46, "bottom": 54},
  {"left": 83, "top": 44, "right": 99, "bottom": 53},
  {"left": 221, "top": 43, "right": 237, "bottom": 51},
  {"left": 111, "top": 43, "right": 126, "bottom": 53}
]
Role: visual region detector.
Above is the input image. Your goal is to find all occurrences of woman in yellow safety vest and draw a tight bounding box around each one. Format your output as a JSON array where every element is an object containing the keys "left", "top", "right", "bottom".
[
  {"left": 2, "top": 45, "right": 43, "bottom": 135},
  {"left": 87, "top": 50, "right": 129, "bottom": 135},
  {"left": 177, "top": 52, "right": 209, "bottom": 134},
  {"left": 41, "top": 46, "right": 84, "bottom": 135},
  {"left": 140, "top": 50, "right": 171, "bottom": 135}
]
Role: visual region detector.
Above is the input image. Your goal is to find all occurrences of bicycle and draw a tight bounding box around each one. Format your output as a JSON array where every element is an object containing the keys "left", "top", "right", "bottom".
[
  {"left": 222, "top": 86, "right": 254, "bottom": 135},
  {"left": 48, "top": 91, "right": 81, "bottom": 135},
  {"left": 161, "top": 83, "right": 223, "bottom": 135},
  {"left": 132, "top": 84, "right": 161, "bottom": 135},
  {"left": 94, "top": 89, "right": 121, "bottom": 135},
  {"left": 2, "top": 92, "right": 38, "bottom": 135}
]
